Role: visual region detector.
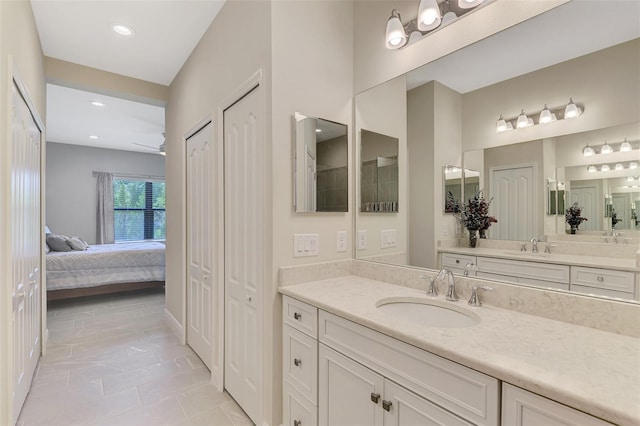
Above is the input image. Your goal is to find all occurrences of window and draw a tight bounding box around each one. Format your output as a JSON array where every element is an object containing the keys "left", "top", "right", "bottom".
[{"left": 113, "top": 179, "right": 166, "bottom": 242}]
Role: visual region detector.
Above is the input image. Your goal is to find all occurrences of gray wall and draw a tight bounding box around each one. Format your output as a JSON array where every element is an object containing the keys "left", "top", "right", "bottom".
[{"left": 46, "top": 142, "right": 165, "bottom": 244}]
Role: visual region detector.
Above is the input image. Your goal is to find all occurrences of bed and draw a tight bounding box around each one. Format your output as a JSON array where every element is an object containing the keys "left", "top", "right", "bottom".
[{"left": 46, "top": 241, "right": 165, "bottom": 300}]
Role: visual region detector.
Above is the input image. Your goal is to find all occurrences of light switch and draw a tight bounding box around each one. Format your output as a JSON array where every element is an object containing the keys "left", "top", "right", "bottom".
[
  {"left": 380, "top": 229, "right": 397, "bottom": 249},
  {"left": 293, "top": 234, "right": 320, "bottom": 257},
  {"left": 336, "top": 231, "right": 347, "bottom": 252},
  {"left": 357, "top": 230, "right": 368, "bottom": 250}
]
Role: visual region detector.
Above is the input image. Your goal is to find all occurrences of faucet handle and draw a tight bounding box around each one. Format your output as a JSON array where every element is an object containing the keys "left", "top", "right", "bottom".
[
  {"left": 419, "top": 275, "right": 437, "bottom": 296},
  {"left": 520, "top": 242, "right": 527, "bottom": 252},
  {"left": 544, "top": 243, "right": 556, "bottom": 254},
  {"left": 468, "top": 285, "right": 493, "bottom": 307}
]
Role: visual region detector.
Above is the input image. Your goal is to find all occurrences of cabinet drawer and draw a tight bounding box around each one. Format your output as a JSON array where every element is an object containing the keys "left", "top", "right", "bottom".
[
  {"left": 476, "top": 271, "right": 518, "bottom": 284},
  {"left": 284, "top": 324, "right": 318, "bottom": 402},
  {"left": 441, "top": 253, "right": 477, "bottom": 270},
  {"left": 570, "top": 267, "right": 635, "bottom": 294},
  {"left": 284, "top": 381, "right": 318, "bottom": 426},
  {"left": 477, "top": 256, "right": 570, "bottom": 284},
  {"left": 319, "top": 310, "right": 499, "bottom": 426},
  {"left": 284, "top": 295, "right": 318, "bottom": 338},
  {"left": 502, "top": 384, "right": 612, "bottom": 426},
  {"left": 519, "top": 276, "right": 569, "bottom": 291}
]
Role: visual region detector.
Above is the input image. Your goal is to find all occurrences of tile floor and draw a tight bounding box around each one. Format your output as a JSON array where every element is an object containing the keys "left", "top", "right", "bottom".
[{"left": 18, "top": 289, "right": 253, "bottom": 426}]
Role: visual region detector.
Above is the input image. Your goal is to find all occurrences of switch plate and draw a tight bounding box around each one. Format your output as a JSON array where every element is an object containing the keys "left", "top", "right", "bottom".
[
  {"left": 357, "top": 230, "right": 368, "bottom": 250},
  {"left": 293, "top": 234, "right": 320, "bottom": 257},
  {"left": 336, "top": 231, "right": 347, "bottom": 252},
  {"left": 380, "top": 229, "right": 397, "bottom": 249}
]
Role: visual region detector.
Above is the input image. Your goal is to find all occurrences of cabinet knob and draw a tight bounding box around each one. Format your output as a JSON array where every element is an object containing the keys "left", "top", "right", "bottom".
[
  {"left": 382, "top": 400, "right": 392, "bottom": 411},
  {"left": 455, "top": 259, "right": 460, "bottom": 264},
  {"left": 597, "top": 276, "right": 604, "bottom": 282},
  {"left": 370, "top": 392, "right": 380, "bottom": 404},
  {"left": 294, "top": 420, "right": 301, "bottom": 426},
  {"left": 293, "top": 358, "right": 302, "bottom": 367},
  {"left": 294, "top": 312, "right": 302, "bottom": 321}
]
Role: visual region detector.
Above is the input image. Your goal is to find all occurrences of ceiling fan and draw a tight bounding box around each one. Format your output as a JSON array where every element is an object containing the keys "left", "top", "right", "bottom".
[{"left": 132, "top": 133, "right": 166, "bottom": 155}]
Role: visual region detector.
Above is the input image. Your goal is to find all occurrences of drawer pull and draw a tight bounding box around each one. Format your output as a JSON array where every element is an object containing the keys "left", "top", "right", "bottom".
[
  {"left": 293, "top": 312, "right": 302, "bottom": 321},
  {"left": 382, "top": 400, "right": 392, "bottom": 411},
  {"left": 293, "top": 358, "right": 302, "bottom": 367},
  {"left": 597, "top": 276, "right": 604, "bottom": 282},
  {"left": 370, "top": 392, "right": 380, "bottom": 404},
  {"left": 294, "top": 420, "right": 301, "bottom": 426}
]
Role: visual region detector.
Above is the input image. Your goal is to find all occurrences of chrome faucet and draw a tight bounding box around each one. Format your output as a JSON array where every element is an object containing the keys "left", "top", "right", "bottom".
[
  {"left": 463, "top": 262, "right": 477, "bottom": 277},
  {"left": 468, "top": 285, "right": 493, "bottom": 307},
  {"left": 530, "top": 237, "right": 538, "bottom": 253},
  {"left": 437, "top": 268, "right": 458, "bottom": 301},
  {"left": 419, "top": 274, "right": 437, "bottom": 296}
]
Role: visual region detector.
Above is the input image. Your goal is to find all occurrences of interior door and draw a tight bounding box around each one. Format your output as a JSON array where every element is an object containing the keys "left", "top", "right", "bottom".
[
  {"left": 611, "top": 194, "right": 627, "bottom": 229},
  {"left": 11, "top": 81, "right": 42, "bottom": 424},
  {"left": 224, "top": 84, "right": 263, "bottom": 424},
  {"left": 186, "top": 121, "right": 214, "bottom": 370},
  {"left": 305, "top": 148, "right": 316, "bottom": 211},
  {"left": 570, "top": 187, "right": 597, "bottom": 231},
  {"left": 490, "top": 166, "right": 534, "bottom": 241}
]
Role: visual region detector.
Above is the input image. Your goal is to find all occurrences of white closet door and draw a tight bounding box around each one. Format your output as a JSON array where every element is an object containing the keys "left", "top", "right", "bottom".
[
  {"left": 490, "top": 166, "right": 534, "bottom": 241},
  {"left": 570, "top": 187, "right": 597, "bottom": 231},
  {"left": 224, "top": 85, "right": 263, "bottom": 424},
  {"left": 186, "top": 122, "right": 214, "bottom": 370},
  {"left": 11, "top": 81, "right": 42, "bottom": 424}
]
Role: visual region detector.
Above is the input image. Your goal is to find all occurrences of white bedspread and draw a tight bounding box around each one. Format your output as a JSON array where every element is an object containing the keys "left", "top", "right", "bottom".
[{"left": 46, "top": 241, "right": 165, "bottom": 291}]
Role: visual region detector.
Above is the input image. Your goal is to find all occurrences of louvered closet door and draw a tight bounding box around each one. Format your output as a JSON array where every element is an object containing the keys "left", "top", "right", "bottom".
[
  {"left": 186, "top": 121, "right": 214, "bottom": 370},
  {"left": 11, "top": 81, "right": 42, "bottom": 424},
  {"left": 224, "top": 84, "right": 263, "bottom": 425}
]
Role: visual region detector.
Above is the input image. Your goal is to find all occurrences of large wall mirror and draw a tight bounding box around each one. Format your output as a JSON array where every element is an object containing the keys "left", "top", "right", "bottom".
[
  {"left": 354, "top": 0, "right": 640, "bottom": 302},
  {"left": 294, "top": 113, "right": 348, "bottom": 213}
]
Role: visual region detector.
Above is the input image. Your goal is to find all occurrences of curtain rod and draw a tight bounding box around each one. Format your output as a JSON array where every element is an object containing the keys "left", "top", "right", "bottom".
[{"left": 92, "top": 171, "right": 165, "bottom": 180}]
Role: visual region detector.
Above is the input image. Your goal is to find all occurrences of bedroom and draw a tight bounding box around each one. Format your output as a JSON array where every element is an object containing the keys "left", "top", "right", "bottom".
[{"left": 44, "top": 84, "right": 167, "bottom": 301}]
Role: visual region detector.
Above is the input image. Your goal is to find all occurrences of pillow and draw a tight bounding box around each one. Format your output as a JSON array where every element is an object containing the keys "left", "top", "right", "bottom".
[
  {"left": 68, "top": 237, "right": 89, "bottom": 251},
  {"left": 46, "top": 234, "right": 72, "bottom": 252}
]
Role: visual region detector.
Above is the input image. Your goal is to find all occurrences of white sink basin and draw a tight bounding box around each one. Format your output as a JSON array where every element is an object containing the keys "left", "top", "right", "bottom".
[{"left": 375, "top": 297, "right": 480, "bottom": 328}]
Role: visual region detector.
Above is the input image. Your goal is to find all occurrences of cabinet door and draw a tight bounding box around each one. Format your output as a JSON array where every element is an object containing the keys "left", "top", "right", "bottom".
[
  {"left": 502, "top": 384, "right": 612, "bottom": 426},
  {"left": 284, "top": 381, "right": 317, "bottom": 426},
  {"left": 318, "top": 344, "right": 383, "bottom": 426},
  {"left": 383, "top": 380, "right": 473, "bottom": 426}
]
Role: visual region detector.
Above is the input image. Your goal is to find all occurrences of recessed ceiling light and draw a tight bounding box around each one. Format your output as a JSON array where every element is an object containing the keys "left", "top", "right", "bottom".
[
  {"left": 112, "top": 23, "right": 135, "bottom": 37},
  {"left": 91, "top": 101, "right": 105, "bottom": 107},
  {"left": 89, "top": 135, "right": 99, "bottom": 140}
]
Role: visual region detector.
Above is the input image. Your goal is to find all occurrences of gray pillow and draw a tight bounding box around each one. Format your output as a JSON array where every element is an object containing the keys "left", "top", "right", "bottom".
[
  {"left": 68, "top": 237, "right": 89, "bottom": 251},
  {"left": 46, "top": 234, "right": 72, "bottom": 252}
]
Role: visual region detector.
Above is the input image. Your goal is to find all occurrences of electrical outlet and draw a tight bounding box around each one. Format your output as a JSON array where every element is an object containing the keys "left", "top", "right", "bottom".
[
  {"left": 357, "top": 230, "right": 368, "bottom": 250},
  {"left": 336, "top": 231, "right": 347, "bottom": 252}
]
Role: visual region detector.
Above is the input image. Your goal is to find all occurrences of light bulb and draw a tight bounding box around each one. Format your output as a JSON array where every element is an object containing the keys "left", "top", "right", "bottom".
[
  {"left": 385, "top": 11, "right": 407, "bottom": 49},
  {"left": 564, "top": 98, "right": 582, "bottom": 119},
  {"left": 587, "top": 165, "right": 597, "bottom": 173},
  {"left": 417, "top": 0, "right": 442, "bottom": 31},
  {"left": 630, "top": 162, "right": 639, "bottom": 169},
  {"left": 516, "top": 110, "right": 529, "bottom": 128},
  {"left": 615, "top": 163, "right": 624, "bottom": 171},
  {"left": 620, "top": 138, "right": 632, "bottom": 152},
  {"left": 600, "top": 164, "right": 611, "bottom": 172},
  {"left": 496, "top": 115, "right": 508, "bottom": 132},
  {"left": 600, "top": 142, "right": 612, "bottom": 154},
  {"left": 539, "top": 105, "right": 552, "bottom": 124},
  {"left": 582, "top": 145, "right": 595, "bottom": 157}
]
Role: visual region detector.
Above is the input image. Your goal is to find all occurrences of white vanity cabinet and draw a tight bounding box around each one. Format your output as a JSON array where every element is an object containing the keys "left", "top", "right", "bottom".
[
  {"left": 570, "top": 266, "right": 636, "bottom": 300},
  {"left": 441, "top": 253, "right": 478, "bottom": 275},
  {"left": 283, "top": 296, "right": 319, "bottom": 426},
  {"left": 502, "top": 384, "right": 613, "bottom": 426},
  {"left": 476, "top": 256, "right": 570, "bottom": 291}
]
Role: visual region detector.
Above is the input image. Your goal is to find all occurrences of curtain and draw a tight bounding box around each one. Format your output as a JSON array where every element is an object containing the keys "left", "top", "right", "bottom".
[{"left": 96, "top": 172, "right": 115, "bottom": 244}]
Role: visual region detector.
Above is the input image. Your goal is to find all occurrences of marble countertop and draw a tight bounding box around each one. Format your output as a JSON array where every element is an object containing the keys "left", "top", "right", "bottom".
[
  {"left": 438, "top": 246, "right": 639, "bottom": 271},
  {"left": 279, "top": 276, "right": 640, "bottom": 425}
]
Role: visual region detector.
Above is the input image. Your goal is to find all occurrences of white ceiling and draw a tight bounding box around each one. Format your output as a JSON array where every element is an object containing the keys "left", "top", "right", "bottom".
[
  {"left": 31, "top": 0, "right": 226, "bottom": 86},
  {"left": 46, "top": 84, "right": 166, "bottom": 154}
]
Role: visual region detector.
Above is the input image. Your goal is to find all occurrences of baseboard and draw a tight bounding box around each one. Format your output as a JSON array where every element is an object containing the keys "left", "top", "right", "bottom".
[{"left": 163, "top": 308, "right": 185, "bottom": 342}]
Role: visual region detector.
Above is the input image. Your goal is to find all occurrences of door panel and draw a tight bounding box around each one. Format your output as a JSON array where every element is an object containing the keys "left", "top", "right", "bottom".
[
  {"left": 490, "top": 166, "right": 534, "bottom": 241},
  {"left": 186, "top": 122, "right": 214, "bottom": 370},
  {"left": 224, "top": 85, "right": 263, "bottom": 424},
  {"left": 570, "top": 187, "right": 597, "bottom": 231}
]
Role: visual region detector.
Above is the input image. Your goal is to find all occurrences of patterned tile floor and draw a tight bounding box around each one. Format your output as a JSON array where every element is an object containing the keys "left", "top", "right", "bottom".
[{"left": 17, "top": 289, "right": 253, "bottom": 426}]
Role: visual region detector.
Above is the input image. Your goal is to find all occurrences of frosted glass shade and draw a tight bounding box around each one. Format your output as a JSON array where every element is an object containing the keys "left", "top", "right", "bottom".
[
  {"left": 386, "top": 14, "right": 406, "bottom": 49},
  {"left": 417, "top": 0, "right": 442, "bottom": 31}
]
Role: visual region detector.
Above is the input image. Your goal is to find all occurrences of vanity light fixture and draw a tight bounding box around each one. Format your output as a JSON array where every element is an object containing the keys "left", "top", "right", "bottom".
[
  {"left": 564, "top": 98, "right": 582, "bottom": 119},
  {"left": 620, "top": 138, "right": 632, "bottom": 152},
  {"left": 385, "top": 0, "right": 490, "bottom": 49},
  {"left": 630, "top": 161, "right": 638, "bottom": 169},
  {"left": 615, "top": 163, "right": 624, "bottom": 171},
  {"left": 587, "top": 165, "right": 597, "bottom": 173},
  {"left": 496, "top": 98, "right": 583, "bottom": 133},
  {"left": 600, "top": 142, "right": 613, "bottom": 154},
  {"left": 582, "top": 144, "right": 595, "bottom": 157},
  {"left": 600, "top": 164, "right": 611, "bottom": 172}
]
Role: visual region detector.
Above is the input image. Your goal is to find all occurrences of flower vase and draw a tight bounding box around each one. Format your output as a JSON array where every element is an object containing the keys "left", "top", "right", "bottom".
[
  {"left": 570, "top": 224, "right": 578, "bottom": 234},
  {"left": 479, "top": 229, "right": 487, "bottom": 239},
  {"left": 468, "top": 229, "right": 478, "bottom": 248}
]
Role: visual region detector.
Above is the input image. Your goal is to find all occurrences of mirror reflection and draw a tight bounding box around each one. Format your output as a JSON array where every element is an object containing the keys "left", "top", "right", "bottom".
[
  {"left": 354, "top": 0, "right": 639, "bottom": 302},
  {"left": 294, "top": 113, "right": 348, "bottom": 213},
  {"left": 360, "top": 129, "right": 399, "bottom": 213}
]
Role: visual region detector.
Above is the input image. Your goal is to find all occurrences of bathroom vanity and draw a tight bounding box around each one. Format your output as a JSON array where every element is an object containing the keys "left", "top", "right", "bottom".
[{"left": 280, "top": 275, "right": 639, "bottom": 426}]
